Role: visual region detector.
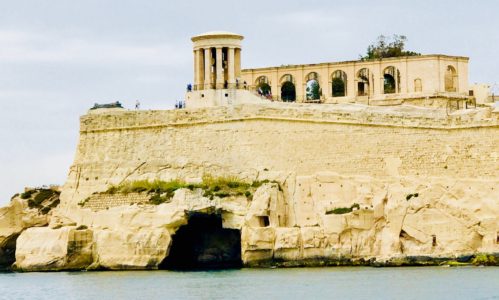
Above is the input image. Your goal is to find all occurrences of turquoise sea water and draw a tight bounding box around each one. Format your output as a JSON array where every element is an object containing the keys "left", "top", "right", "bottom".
[{"left": 0, "top": 267, "right": 498, "bottom": 300}]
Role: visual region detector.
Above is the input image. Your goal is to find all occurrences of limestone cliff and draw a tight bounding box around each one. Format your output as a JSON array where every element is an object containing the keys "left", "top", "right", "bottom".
[
  {"left": 0, "top": 188, "right": 60, "bottom": 270},
  {"left": 1, "top": 103, "right": 498, "bottom": 271}
]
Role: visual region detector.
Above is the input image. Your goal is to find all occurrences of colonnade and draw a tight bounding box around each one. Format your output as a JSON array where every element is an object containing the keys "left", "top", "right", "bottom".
[{"left": 191, "top": 31, "right": 244, "bottom": 91}]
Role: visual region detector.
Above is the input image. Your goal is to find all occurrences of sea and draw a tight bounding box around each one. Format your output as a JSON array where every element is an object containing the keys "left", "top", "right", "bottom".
[{"left": 0, "top": 266, "right": 498, "bottom": 300}]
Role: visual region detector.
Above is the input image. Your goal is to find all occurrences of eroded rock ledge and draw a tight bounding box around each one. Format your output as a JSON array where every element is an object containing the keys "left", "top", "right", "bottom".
[{"left": 2, "top": 173, "right": 498, "bottom": 271}]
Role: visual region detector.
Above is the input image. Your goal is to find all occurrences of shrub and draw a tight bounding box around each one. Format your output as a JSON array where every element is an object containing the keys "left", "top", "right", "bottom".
[
  {"left": 227, "top": 181, "right": 240, "bottom": 188},
  {"left": 251, "top": 179, "right": 270, "bottom": 188},
  {"left": 76, "top": 225, "right": 88, "bottom": 230},
  {"left": 33, "top": 190, "right": 57, "bottom": 206},
  {"left": 20, "top": 190, "right": 35, "bottom": 199},
  {"left": 326, "top": 203, "right": 361, "bottom": 215},
  {"left": 27, "top": 199, "right": 36, "bottom": 208},
  {"left": 214, "top": 192, "right": 230, "bottom": 198},
  {"left": 471, "top": 254, "right": 497, "bottom": 266},
  {"left": 203, "top": 190, "right": 214, "bottom": 198},
  {"left": 327, "top": 207, "right": 352, "bottom": 215},
  {"left": 150, "top": 193, "right": 170, "bottom": 205},
  {"left": 40, "top": 206, "right": 51, "bottom": 214},
  {"left": 406, "top": 193, "right": 419, "bottom": 201},
  {"left": 351, "top": 203, "right": 360, "bottom": 210}
]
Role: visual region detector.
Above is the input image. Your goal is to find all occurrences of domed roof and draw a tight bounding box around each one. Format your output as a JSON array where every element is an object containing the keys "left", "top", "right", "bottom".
[{"left": 191, "top": 31, "right": 243, "bottom": 41}]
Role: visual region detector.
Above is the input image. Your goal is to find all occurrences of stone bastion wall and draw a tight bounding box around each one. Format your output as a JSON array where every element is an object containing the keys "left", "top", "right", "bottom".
[
  {"left": 61, "top": 102, "right": 498, "bottom": 206},
  {"left": 6, "top": 102, "right": 499, "bottom": 271}
]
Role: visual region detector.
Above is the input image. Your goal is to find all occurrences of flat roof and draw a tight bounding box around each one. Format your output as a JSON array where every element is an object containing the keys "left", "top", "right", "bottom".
[{"left": 242, "top": 54, "right": 469, "bottom": 72}]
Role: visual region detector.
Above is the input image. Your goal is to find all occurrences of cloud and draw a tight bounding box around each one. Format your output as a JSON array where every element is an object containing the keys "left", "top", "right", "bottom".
[
  {"left": 0, "top": 30, "right": 189, "bottom": 66},
  {"left": 271, "top": 10, "right": 347, "bottom": 27}
]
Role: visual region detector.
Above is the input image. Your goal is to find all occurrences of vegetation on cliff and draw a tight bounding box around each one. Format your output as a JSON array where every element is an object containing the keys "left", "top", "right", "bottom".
[
  {"left": 84, "top": 176, "right": 276, "bottom": 205},
  {"left": 325, "top": 203, "right": 360, "bottom": 215},
  {"left": 19, "top": 188, "right": 60, "bottom": 214}
]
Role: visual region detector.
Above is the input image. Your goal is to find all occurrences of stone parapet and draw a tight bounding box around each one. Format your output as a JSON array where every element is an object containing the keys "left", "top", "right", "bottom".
[{"left": 80, "top": 102, "right": 498, "bottom": 134}]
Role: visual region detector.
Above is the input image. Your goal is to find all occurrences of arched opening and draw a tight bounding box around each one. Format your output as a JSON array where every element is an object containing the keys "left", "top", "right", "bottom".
[
  {"left": 357, "top": 68, "right": 370, "bottom": 96},
  {"left": 445, "top": 65, "right": 458, "bottom": 92},
  {"left": 255, "top": 76, "right": 271, "bottom": 97},
  {"left": 0, "top": 234, "right": 19, "bottom": 270},
  {"left": 331, "top": 70, "right": 347, "bottom": 97},
  {"left": 383, "top": 66, "right": 400, "bottom": 94},
  {"left": 280, "top": 74, "right": 296, "bottom": 102},
  {"left": 414, "top": 78, "right": 422, "bottom": 92},
  {"left": 159, "top": 213, "right": 241, "bottom": 270},
  {"left": 305, "top": 72, "right": 321, "bottom": 101}
]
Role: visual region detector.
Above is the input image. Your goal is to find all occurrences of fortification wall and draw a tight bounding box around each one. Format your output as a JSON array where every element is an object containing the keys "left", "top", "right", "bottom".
[{"left": 60, "top": 103, "right": 498, "bottom": 206}]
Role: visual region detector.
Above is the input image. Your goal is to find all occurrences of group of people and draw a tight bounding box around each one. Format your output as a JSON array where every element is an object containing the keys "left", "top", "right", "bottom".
[{"left": 175, "top": 100, "right": 185, "bottom": 109}]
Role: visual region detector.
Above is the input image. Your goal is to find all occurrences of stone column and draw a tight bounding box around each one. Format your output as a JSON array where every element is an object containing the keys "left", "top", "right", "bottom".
[
  {"left": 194, "top": 49, "right": 201, "bottom": 90},
  {"left": 235, "top": 48, "right": 241, "bottom": 83},
  {"left": 215, "top": 47, "right": 223, "bottom": 89},
  {"left": 204, "top": 48, "right": 212, "bottom": 89},
  {"left": 228, "top": 47, "right": 235, "bottom": 88}
]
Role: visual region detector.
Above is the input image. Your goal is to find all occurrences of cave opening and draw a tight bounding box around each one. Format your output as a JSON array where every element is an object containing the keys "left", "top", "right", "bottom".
[
  {"left": 0, "top": 234, "right": 19, "bottom": 271},
  {"left": 159, "top": 213, "right": 242, "bottom": 270}
]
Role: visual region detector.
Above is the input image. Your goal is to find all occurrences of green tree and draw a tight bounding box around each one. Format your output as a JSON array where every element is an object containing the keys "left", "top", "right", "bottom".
[
  {"left": 361, "top": 34, "right": 420, "bottom": 60},
  {"left": 306, "top": 80, "right": 320, "bottom": 100}
]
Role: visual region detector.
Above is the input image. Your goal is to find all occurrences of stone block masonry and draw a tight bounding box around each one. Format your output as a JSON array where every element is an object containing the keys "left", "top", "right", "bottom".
[
  {"left": 81, "top": 193, "right": 151, "bottom": 211},
  {"left": 63, "top": 103, "right": 498, "bottom": 206}
]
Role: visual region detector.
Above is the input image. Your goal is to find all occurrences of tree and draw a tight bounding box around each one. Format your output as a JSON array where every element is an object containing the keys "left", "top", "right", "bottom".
[
  {"left": 306, "top": 80, "right": 320, "bottom": 100},
  {"left": 360, "top": 34, "right": 420, "bottom": 60}
]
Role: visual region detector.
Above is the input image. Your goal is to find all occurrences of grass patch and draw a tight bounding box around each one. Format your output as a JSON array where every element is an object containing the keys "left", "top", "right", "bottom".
[
  {"left": 100, "top": 176, "right": 281, "bottom": 204},
  {"left": 326, "top": 203, "right": 361, "bottom": 215}
]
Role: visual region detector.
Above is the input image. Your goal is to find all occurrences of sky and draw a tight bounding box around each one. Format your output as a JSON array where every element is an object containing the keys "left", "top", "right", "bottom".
[{"left": 1, "top": 0, "right": 498, "bottom": 205}]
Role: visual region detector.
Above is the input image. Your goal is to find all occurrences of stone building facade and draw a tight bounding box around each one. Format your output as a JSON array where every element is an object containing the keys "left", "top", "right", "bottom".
[
  {"left": 242, "top": 54, "right": 469, "bottom": 104},
  {"left": 187, "top": 31, "right": 469, "bottom": 108}
]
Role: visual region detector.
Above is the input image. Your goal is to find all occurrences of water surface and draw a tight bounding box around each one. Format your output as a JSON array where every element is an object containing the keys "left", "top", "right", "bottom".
[{"left": 0, "top": 267, "right": 498, "bottom": 300}]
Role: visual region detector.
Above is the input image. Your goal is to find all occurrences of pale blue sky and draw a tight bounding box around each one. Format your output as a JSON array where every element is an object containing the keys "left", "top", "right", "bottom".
[{"left": 1, "top": 0, "right": 498, "bottom": 205}]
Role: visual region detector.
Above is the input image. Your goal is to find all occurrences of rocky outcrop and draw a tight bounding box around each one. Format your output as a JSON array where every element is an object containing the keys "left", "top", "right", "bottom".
[
  {"left": 3, "top": 176, "right": 498, "bottom": 271},
  {"left": 0, "top": 190, "right": 59, "bottom": 270}
]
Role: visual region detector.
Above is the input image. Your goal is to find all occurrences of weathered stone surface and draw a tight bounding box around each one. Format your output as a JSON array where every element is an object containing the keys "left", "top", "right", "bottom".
[
  {"left": 0, "top": 196, "right": 51, "bottom": 269},
  {"left": 1, "top": 103, "right": 498, "bottom": 270},
  {"left": 93, "top": 227, "right": 170, "bottom": 270},
  {"left": 15, "top": 227, "right": 93, "bottom": 271}
]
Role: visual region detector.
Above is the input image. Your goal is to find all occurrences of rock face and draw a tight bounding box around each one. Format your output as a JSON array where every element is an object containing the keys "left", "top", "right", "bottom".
[
  {"left": 1, "top": 104, "right": 498, "bottom": 270},
  {"left": 6, "top": 176, "right": 499, "bottom": 271},
  {"left": 0, "top": 195, "right": 52, "bottom": 270}
]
